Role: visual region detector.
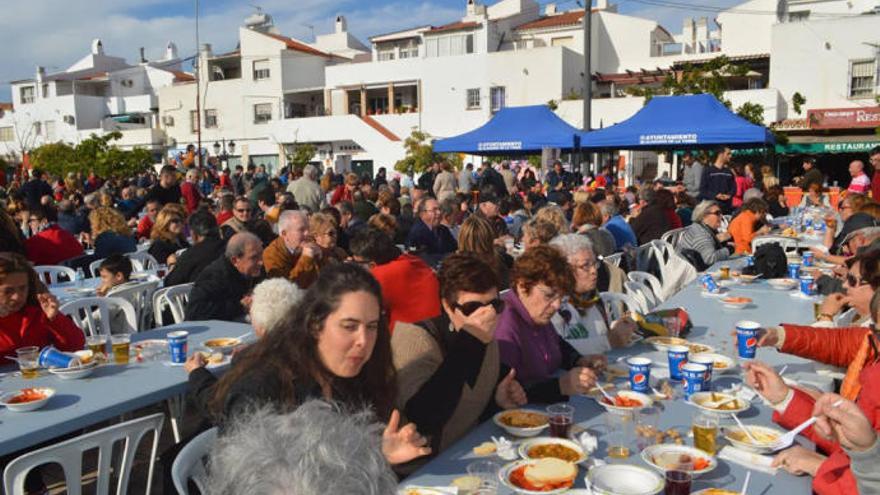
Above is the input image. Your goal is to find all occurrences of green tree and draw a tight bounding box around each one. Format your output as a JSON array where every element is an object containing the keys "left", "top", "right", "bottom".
[
  {"left": 287, "top": 143, "right": 317, "bottom": 173},
  {"left": 30, "top": 131, "right": 153, "bottom": 178},
  {"left": 394, "top": 130, "right": 439, "bottom": 175},
  {"left": 30, "top": 142, "right": 78, "bottom": 177}
]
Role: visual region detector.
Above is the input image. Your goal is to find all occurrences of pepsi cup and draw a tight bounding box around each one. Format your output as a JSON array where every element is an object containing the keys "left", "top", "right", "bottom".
[
  {"left": 746, "top": 255, "right": 755, "bottom": 267},
  {"left": 167, "top": 331, "right": 189, "bottom": 364},
  {"left": 689, "top": 354, "right": 714, "bottom": 391},
  {"left": 682, "top": 363, "right": 707, "bottom": 399},
  {"left": 802, "top": 252, "right": 814, "bottom": 267},
  {"left": 626, "top": 357, "right": 652, "bottom": 393},
  {"left": 787, "top": 262, "right": 801, "bottom": 279},
  {"left": 38, "top": 346, "right": 80, "bottom": 369},
  {"left": 699, "top": 274, "right": 720, "bottom": 293},
  {"left": 735, "top": 321, "right": 761, "bottom": 360},
  {"left": 667, "top": 345, "right": 689, "bottom": 381},
  {"left": 800, "top": 275, "right": 816, "bottom": 296}
]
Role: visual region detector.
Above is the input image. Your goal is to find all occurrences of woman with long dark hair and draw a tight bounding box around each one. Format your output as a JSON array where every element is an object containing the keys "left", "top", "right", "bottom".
[{"left": 210, "top": 263, "right": 430, "bottom": 464}]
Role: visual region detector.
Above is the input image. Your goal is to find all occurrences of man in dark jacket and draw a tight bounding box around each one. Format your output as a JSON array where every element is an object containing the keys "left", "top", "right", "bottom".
[
  {"left": 629, "top": 186, "right": 672, "bottom": 245},
  {"left": 699, "top": 146, "right": 736, "bottom": 213},
  {"left": 185, "top": 232, "right": 263, "bottom": 322},
  {"left": 406, "top": 198, "right": 456, "bottom": 259},
  {"left": 164, "top": 210, "right": 226, "bottom": 287},
  {"left": 800, "top": 157, "right": 824, "bottom": 192},
  {"left": 144, "top": 165, "right": 182, "bottom": 207},
  {"left": 478, "top": 162, "right": 508, "bottom": 198},
  {"left": 20, "top": 169, "right": 53, "bottom": 209}
]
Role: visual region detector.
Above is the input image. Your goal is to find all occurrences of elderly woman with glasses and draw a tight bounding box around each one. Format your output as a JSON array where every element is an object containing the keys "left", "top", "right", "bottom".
[
  {"left": 495, "top": 245, "right": 604, "bottom": 401},
  {"left": 548, "top": 234, "right": 636, "bottom": 356},
  {"left": 309, "top": 212, "right": 347, "bottom": 263},
  {"left": 676, "top": 200, "right": 732, "bottom": 268},
  {"left": 392, "top": 252, "right": 526, "bottom": 456}
]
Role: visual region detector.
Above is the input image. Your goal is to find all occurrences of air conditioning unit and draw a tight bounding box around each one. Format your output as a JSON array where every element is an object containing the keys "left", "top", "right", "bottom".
[
  {"left": 62, "top": 115, "right": 75, "bottom": 125},
  {"left": 162, "top": 116, "right": 175, "bottom": 126}
]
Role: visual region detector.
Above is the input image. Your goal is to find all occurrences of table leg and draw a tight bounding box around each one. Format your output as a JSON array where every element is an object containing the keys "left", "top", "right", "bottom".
[{"left": 166, "top": 394, "right": 184, "bottom": 443}]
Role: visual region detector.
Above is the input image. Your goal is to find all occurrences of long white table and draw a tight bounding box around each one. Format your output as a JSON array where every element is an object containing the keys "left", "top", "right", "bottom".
[
  {"left": 399, "top": 258, "right": 826, "bottom": 493},
  {"left": 0, "top": 320, "right": 250, "bottom": 456}
]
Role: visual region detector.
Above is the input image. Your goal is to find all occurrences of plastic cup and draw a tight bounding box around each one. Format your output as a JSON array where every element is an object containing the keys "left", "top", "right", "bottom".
[
  {"left": 111, "top": 335, "right": 131, "bottom": 364},
  {"left": 466, "top": 460, "right": 500, "bottom": 492},
  {"left": 689, "top": 355, "right": 714, "bottom": 391},
  {"left": 38, "top": 346, "right": 79, "bottom": 369},
  {"left": 16, "top": 346, "right": 40, "bottom": 379},
  {"left": 626, "top": 357, "right": 652, "bottom": 393},
  {"left": 799, "top": 275, "right": 816, "bottom": 296},
  {"left": 735, "top": 320, "right": 761, "bottom": 360},
  {"left": 787, "top": 262, "right": 801, "bottom": 279},
  {"left": 667, "top": 345, "right": 689, "bottom": 381},
  {"left": 681, "top": 363, "right": 707, "bottom": 399},
  {"left": 167, "top": 330, "right": 189, "bottom": 364},
  {"left": 546, "top": 403, "right": 575, "bottom": 439},
  {"left": 692, "top": 412, "right": 719, "bottom": 455},
  {"left": 86, "top": 335, "right": 108, "bottom": 361}
]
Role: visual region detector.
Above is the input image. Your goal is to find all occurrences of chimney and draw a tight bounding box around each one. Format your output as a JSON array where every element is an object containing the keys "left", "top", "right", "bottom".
[
  {"left": 36, "top": 66, "right": 46, "bottom": 84},
  {"left": 139, "top": 47, "right": 147, "bottom": 64},
  {"left": 545, "top": 3, "right": 557, "bottom": 15},
  {"left": 596, "top": 0, "right": 609, "bottom": 9},
  {"left": 335, "top": 15, "right": 347, "bottom": 33},
  {"left": 165, "top": 42, "right": 179, "bottom": 61},
  {"left": 200, "top": 43, "right": 213, "bottom": 58}
]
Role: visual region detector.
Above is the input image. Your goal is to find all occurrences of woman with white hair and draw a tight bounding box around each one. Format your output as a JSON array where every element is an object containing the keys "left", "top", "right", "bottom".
[
  {"left": 549, "top": 234, "right": 636, "bottom": 356},
  {"left": 676, "top": 200, "right": 731, "bottom": 268},
  {"left": 208, "top": 401, "right": 399, "bottom": 495}
]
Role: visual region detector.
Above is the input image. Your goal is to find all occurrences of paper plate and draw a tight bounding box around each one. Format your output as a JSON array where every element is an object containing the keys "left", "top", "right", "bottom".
[{"left": 586, "top": 464, "right": 664, "bottom": 495}]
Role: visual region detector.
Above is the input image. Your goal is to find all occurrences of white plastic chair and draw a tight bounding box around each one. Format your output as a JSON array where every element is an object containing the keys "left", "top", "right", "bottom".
[
  {"left": 3, "top": 412, "right": 165, "bottom": 495},
  {"left": 628, "top": 271, "right": 664, "bottom": 303},
  {"left": 660, "top": 228, "right": 686, "bottom": 249},
  {"left": 126, "top": 252, "right": 160, "bottom": 271},
  {"left": 751, "top": 235, "right": 798, "bottom": 254},
  {"left": 171, "top": 427, "right": 218, "bottom": 495},
  {"left": 152, "top": 283, "right": 194, "bottom": 327},
  {"left": 89, "top": 258, "right": 105, "bottom": 278},
  {"left": 602, "top": 252, "right": 622, "bottom": 267},
  {"left": 624, "top": 280, "right": 655, "bottom": 312},
  {"left": 599, "top": 291, "right": 643, "bottom": 320},
  {"left": 59, "top": 297, "right": 137, "bottom": 336},
  {"left": 34, "top": 265, "right": 77, "bottom": 285},
  {"left": 108, "top": 280, "right": 161, "bottom": 331}
]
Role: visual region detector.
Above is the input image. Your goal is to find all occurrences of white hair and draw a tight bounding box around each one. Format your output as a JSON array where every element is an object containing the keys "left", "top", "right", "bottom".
[
  {"left": 692, "top": 200, "right": 719, "bottom": 224},
  {"left": 250, "top": 278, "right": 304, "bottom": 333},
  {"left": 550, "top": 233, "right": 594, "bottom": 258},
  {"left": 208, "top": 401, "right": 397, "bottom": 495},
  {"left": 303, "top": 164, "right": 319, "bottom": 180},
  {"left": 278, "top": 209, "right": 308, "bottom": 232}
]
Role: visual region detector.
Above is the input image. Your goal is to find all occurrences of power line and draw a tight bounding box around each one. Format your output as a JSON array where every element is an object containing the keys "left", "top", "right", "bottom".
[{"left": 622, "top": 0, "right": 867, "bottom": 18}]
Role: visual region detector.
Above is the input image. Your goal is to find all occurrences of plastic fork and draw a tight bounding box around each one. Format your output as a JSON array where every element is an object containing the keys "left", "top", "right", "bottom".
[
  {"left": 741, "top": 471, "right": 751, "bottom": 495},
  {"left": 731, "top": 413, "right": 761, "bottom": 445},
  {"left": 595, "top": 383, "right": 616, "bottom": 402},
  {"left": 769, "top": 399, "right": 842, "bottom": 451}
]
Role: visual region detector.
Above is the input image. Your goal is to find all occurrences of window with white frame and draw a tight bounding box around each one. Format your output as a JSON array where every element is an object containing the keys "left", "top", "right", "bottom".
[
  {"left": 253, "top": 59, "right": 271, "bottom": 80},
  {"left": 466, "top": 88, "right": 481, "bottom": 109},
  {"left": 849, "top": 60, "right": 876, "bottom": 98},
  {"left": 205, "top": 109, "right": 218, "bottom": 128},
  {"left": 0, "top": 127, "right": 13, "bottom": 142},
  {"left": 425, "top": 32, "right": 476, "bottom": 58},
  {"left": 190, "top": 110, "right": 199, "bottom": 133},
  {"left": 490, "top": 86, "right": 506, "bottom": 112},
  {"left": 399, "top": 40, "right": 418, "bottom": 59},
  {"left": 254, "top": 103, "right": 273, "bottom": 124},
  {"left": 20, "top": 86, "right": 35, "bottom": 104}
]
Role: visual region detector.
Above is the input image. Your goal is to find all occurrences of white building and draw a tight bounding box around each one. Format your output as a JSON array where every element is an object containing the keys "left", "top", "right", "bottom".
[{"left": 0, "top": 39, "right": 189, "bottom": 163}]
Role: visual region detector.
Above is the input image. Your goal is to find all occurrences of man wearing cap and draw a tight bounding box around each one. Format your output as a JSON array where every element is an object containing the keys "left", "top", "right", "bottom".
[
  {"left": 473, "top": 187, "right": 510, "bottom": 238},
  {"left": 800, "top": 157, "right": 823, "bottom": 192}
]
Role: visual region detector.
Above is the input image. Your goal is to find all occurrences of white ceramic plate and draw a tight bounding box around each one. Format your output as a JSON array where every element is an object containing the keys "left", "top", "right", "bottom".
[
  {"left": 700, "top": 288, "right": 729, "bottom": 298},
  {"left": 641, "top": 444, "right": 717, "bottom": 476},
  {"left": 596, "top": 390, "right": 654, "bottom": 413},
  {"left": 586, "top": 464, "right": 664, "bottom": 495},
  {"left": 493, "top": 410, "right": 550, "bottom": 437},
  {"left": 498, "top": 459, "right": 575, "bottom": 495},
  {"left": 48, "top": 360, "right": 98, "bottom": 380},
  {"left": 0, "top": 387, "right": 55, "bottom": 412},
  {"left": 518, "top": 437, "right": 588, "bottom": 464},
  {"left": 767, "top": 278, "right": 797, "bottom": 290},
  {"left": 643, "top": 336, "right": 689, "bottom": 351},
  {"left": 719, "top": 297, "right": 752, "bottom": 309},
  {"left": 202, "top": 337, "right": 242, "bottom": 355},
  {"left": 690, "top": 353, "right": 737, "bottom": 374},
  {"left": 722, "top": 425, "right": 785, "bottom": 454},
  {"left": 687, "top": 391, "right": 750, "bottom": 415}
]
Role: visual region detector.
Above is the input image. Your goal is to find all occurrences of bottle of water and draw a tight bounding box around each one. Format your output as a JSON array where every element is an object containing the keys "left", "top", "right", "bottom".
[{"left": 75, "top": 267, "right": 85, "bottom": 288}]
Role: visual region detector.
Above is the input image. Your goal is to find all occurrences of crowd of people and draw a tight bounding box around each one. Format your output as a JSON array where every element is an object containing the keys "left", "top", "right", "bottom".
[{"left": 2, "top": 143, "right": 880, "bottom": 493}]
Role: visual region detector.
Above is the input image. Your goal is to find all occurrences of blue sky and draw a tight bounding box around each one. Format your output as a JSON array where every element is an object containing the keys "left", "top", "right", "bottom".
[{"left": 0, "top": 0, "right": 743, "bottom": 99}]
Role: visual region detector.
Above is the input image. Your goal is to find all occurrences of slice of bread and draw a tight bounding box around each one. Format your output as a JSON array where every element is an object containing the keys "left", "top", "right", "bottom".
[
  {"left": 524, "top": 458, "right": 576, "bottom": 486},
  {"left": 472, "top": 441, "right": 496, "bottom": 456}
]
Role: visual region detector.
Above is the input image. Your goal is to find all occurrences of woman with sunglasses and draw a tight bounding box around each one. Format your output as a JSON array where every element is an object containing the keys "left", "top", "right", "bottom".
[
  {"left": 392, "top": 252, "right": 527, "bottom": 457},
  {"left": 148, "top": 205, "right": 190, "bottom": 267},
  {"left": 549, "top": 234, "right": 636, "bottom": 356},
  {"left": 496, "top": 245, "right": 604, "bottom": 400},
  {"left": 676, "top": 200, "right": 732, "bottom": 268}
]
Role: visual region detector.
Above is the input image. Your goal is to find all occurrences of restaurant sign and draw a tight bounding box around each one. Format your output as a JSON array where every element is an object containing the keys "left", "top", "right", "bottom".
[{"left": 808, "top": 107, "right": 880, "bottom": 130}]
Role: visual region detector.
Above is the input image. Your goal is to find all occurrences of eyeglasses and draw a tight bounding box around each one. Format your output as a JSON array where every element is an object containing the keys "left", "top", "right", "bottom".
[
  {"left": 574, "top": 259, "right": 599, "bottom": 272},
  {"left": 846, "top": 273, "right": 869, "bottom": 287},
  {"left": 538, "top": 287, "right": 564, "bottom": 303},
  {"left": 705, "top": 210, "right": 722, "bottom": 217},
  {"left": 451, "top": 298, "right": 505, "bottom": 316},
  {"left": 235, "top": 208, "right": 252, "bottom": 213}
]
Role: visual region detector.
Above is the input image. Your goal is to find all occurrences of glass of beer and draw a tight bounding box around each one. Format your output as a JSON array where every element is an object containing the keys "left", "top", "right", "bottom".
[
  {"left": 111, "top": 335, "right": 131, "bottom": 365},
  {"left": 16, "top": 346, "right": 40, "bottom": 379},
  {"left": 719, "top": 265, "right": 730, "bottom": 280},
  {"left": 86, "top": 335, "right": 108, "bottom": 361},
  {"left": 605, "top": 410, "right": 635, "bottom": 460},
  {"left": 692, "top": 412, "right": 719, "bottom": 455},
  {"left": 546, "top": 403, "right": 575, "bottom": 438}
]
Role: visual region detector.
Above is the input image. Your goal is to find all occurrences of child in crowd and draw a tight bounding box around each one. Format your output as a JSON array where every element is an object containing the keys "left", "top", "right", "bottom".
[{"left": 96, "top": 254, "right": 133, "bottom": 296}]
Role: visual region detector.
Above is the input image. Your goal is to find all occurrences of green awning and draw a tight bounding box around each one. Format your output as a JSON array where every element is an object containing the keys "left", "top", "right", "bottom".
[{"left": 733, "top": 140, "right": 880, "bottom": 155}]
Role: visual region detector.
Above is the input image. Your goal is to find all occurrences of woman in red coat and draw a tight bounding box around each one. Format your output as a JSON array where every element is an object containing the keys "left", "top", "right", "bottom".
[{"left": 0, "top": 252, "right": 84, "bottom": 358}]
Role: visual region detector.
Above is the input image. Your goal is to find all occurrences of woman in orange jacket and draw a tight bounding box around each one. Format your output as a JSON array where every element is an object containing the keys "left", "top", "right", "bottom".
[{"left": 727, "top": 197, "right": 772, "bottom": 254}]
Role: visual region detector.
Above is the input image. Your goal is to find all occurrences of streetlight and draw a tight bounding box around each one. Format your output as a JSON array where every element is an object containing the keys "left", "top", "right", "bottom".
[{"left": 213, "top": 139, "right": 235, "bottom": 170}]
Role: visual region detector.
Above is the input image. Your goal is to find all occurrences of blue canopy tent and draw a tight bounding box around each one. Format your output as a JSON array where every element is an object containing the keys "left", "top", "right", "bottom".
[
  {"left": 432, "top": 105, "right": 581, "bottom": 154},
  {"left": 578, "top": 94, "right": 775, "bottom": 150}
]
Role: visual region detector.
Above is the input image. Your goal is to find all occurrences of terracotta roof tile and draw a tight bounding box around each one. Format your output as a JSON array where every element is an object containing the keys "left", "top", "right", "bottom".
[
  {"left": 263, "top": 32, "right": 333, "bottom": 58},
  {"left": 427, "top": 21, "right": 480, "bottom": 34},
  {"left": 515, "top": 10, "right": 598, "bottom": 31},
  {"left": 170, "top": 70, "right": 195, "bottom": 82},
  {"left": 0, "top": 102, "right": 13, "bottom": 111}
]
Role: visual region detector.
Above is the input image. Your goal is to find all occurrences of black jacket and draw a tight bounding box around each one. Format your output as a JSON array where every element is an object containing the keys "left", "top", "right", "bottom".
[
  {"left": 164, "top": 236, "right": 226, "bottom": 287},
  {"left": 144, "top": 184, "right": 182, "bottom": 207},
  {"left": 148, "top": 238, "right": 190, "bottom": 266},
  {"left": 699, "top": 165, "right": 736, "bottom": 212},
  {"left": 629, "top": 203, "right": 672, "bottom": 246},
  {"left": 185, "top": 256, "right": 258, "bottom": 322}
]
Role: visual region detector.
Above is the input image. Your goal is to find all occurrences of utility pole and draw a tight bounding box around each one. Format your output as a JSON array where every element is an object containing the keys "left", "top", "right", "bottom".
[
  {"left": 582, "top": 0, "right": 593, "bottom": 176},
  {"left": 195, "top": 0, "right": 203, "bottom": 168}
]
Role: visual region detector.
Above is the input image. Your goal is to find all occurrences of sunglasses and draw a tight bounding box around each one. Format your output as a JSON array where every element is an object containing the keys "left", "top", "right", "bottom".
[
  {"left": 451, "top": 298, "right": 505, "bottom": 316},
  {"left": 705, "top": 210, "right": 722, "bottom": 217},
  {"left": 846, "top": 273, "right": 869, "bottom": 287},
  {"left": 235, "top": 208, "right": 252, "bottom": 213}
]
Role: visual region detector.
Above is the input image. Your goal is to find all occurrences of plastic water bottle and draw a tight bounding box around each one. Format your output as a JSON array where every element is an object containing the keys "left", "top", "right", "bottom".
[{"left": 75, "top": 268, "right": 85, "bottom": 288}]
